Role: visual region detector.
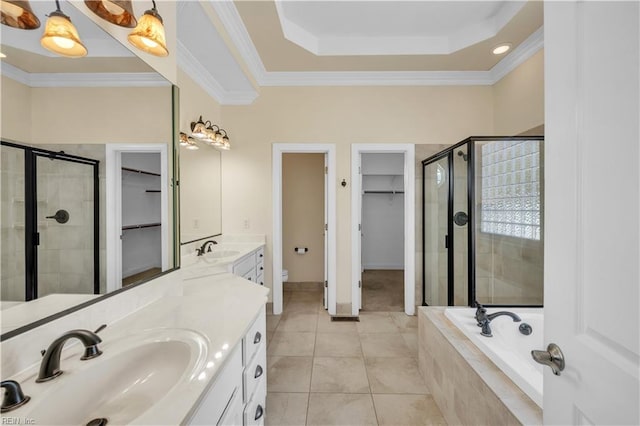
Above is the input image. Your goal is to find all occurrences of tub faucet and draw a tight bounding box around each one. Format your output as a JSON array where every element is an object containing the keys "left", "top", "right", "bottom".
[
  {"left": 474, "top": 302, "right": 521, "bottom": 338},
  {"left": 196, "top": 240, "right": 218, "bottom": 256},
  {"left": 36, "top": 329, "right": 102, "bottom": 383},
  {"left": 1, "top": 380, "right": 30, "bottom": 412}
]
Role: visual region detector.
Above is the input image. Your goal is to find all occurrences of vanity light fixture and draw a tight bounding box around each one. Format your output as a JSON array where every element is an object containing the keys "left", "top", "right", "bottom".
[
  {"left": 180, "top": 132, "right": 199, "bottom": 150},
  {"left": 40, "top": 0, "right": 87, "bottom": 58},
  {"left": 1, "top": 0, "right": 40, "bottom": 29},
  {"left": 190, "top": 116, "right": 232, "bottom": 150},
  {"left": 127, "top": 0, "right": 168, "bottom": 57},
  {"left": 492, "top": 43, "right": 511, "bottom": 55},
  {"left": 0, "top": 52, "right": 6, "bottom": 58},
  {"left": 84, "top": 0, "right": 136, "bottom": 28},
  {"left": 190, "top": 116, "right": 210, "bottom": 139}
]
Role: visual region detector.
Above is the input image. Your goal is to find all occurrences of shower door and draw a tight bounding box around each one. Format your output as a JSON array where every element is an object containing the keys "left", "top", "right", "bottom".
[
  {"left": 35, "top": 153, "right": 98, "bottom": 298},
  {"left": 423, "top": 156, "right": 449, "bottom": 305}
]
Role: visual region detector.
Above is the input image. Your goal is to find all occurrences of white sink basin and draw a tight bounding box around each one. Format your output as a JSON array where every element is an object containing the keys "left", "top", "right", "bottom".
[
  {"left": 206, "top": 250, "right": 240, "bottom": 259},
  {"left": 18, "top": 329, "right": 208, "bottom": 425}
]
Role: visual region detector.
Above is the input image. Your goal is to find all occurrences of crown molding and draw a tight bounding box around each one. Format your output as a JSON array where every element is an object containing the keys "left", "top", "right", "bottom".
[
  {"left": 1, "top": 63, "right": 170, "bottom": 87},
  {"left": 489, "top": 26, "right": 544, "bottom": 83},
  {"left": 214, "top": 0, "right": 544, "bottom": 89},
  {"left": 208, "top": 0, "right": 268, "bottom": 84},
  {"left": 260, "top": 70, "right": 494, "bottom": 87},
  {"left": 177, "top": 40, "right": 258, "bottom": 106}
]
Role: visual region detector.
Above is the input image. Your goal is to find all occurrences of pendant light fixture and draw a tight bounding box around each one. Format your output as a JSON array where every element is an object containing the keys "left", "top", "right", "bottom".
[
  {"left": 1, "top": 0, "right": 40, "bottom": 29},
  {"left": 128, "top": 0, "right": 168, "bottom": 57},
  {"left": 40, "top": 0, "right": 87, "bottom": 58},
  {"left": 84, "top": 0, "right": 136, "bottom": 28}
]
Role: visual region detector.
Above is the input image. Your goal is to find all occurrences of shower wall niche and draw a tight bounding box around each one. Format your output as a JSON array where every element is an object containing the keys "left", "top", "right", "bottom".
[{"left": 421, "top": 136, "right": 544, "bottom": 307}]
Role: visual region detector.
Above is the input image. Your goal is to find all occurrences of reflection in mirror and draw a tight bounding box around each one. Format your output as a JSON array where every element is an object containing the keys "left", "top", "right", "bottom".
[
  {"left": 180, "top": 138, "right": 221, "bottom": 243},
  {"left": 0, "top": 0, "right": 175, "bottom": 337}
]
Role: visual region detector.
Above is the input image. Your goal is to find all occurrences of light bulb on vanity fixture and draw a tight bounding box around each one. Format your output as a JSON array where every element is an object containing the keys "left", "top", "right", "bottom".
[
  {"left": 128, "top": 0, "right": 168, "bottom": 57},
  {"left": 40, "top": 0, "right": 87, "bottom": 58},
  {"left": 189, "top": 116, "right": 232, "bottom": 150},
  {"left": 180, "top": 132, "right": 199, "bottom": 150}
]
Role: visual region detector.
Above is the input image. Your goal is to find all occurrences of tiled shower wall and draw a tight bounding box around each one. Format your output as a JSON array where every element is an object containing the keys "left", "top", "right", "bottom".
[{"left": 1, "top": 146, "right": 26, "bottom": 301}]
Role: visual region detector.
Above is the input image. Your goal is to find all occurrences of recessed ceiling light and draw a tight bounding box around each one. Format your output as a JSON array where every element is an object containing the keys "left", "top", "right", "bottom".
[{"left": 493, "top": 44, "right": 512, "bottom": 55}]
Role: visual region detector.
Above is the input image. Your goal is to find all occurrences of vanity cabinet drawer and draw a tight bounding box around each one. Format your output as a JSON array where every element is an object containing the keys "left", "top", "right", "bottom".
[
  {"left": 243, "top": 379, "right": 266, "bottom": 426},
  {"left": 243, "top": 306, "right": 266, "bottom": 365},
  {"left": 187, "top": 344, "right": 242, "bottom": 425},
  {"left": 217, "top": 386, "right": 243, "bottom": 426},
  {"left": 233, "top": 253, "right": 255, "bottom": 277},
  {"left": 255, "top": 247, "right": 265, "bottom": 264},
  {"left": 256, "top": 272, "right": 264, "bottom": 286},
  {"left": 243, "top": 343, "right": 266, "bottom": 402},
  {"left": 242, "top": 268, "right": 256, "bottom": 283}
]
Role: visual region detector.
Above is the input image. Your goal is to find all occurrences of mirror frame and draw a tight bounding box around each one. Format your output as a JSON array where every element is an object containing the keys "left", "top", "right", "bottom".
[{"left": 0, "top": 85, "right": 181, "bottom": 342}]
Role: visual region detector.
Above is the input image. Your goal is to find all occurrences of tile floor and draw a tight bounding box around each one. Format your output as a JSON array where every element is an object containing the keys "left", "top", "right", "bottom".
[{"left": 265, "top": 290, "right": 447, "bottom": 426}]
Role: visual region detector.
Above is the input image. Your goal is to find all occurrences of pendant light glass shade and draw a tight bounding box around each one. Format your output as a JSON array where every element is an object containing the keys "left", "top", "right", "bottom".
[
  {"left": 41, "top": 8, "right": 87, "bottom": 58},
  {"left": 84, "top": 0, "right": 136, "bottom": 28},
  {"left": 180, "top": 132, "right": 198, "bottom": 150},
  {"left": 128, "top": 2, "right": 168, "bottom": 57},
  {"left": 1, "top": 0, "right": 40, "bottom": 29}
]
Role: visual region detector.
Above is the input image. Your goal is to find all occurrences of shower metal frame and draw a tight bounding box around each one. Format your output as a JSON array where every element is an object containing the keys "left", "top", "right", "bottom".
[
  {"left": 421, "top": 136, "right": 544, "bottom": 308},
  {"left": 1, "top": 140, "right": 100, "bottom": 300}
]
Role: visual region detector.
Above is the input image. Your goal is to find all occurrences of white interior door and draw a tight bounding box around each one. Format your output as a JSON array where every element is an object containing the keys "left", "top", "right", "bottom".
[{"left": 544, "top": 2, "right": 639, "bottom": 424}]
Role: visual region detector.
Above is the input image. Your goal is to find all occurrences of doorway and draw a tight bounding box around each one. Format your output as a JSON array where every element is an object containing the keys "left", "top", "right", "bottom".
[
  {"left": 282, "top": 153, "right": 326, "bottom": 308},
  {"left": 272, "top": 144, "right": 337, "bottom": 316},
  {"left": 351, "top": 144, "right": 415, "bottom": 316},
  {"left": 105, "top": 144, "right": 169, "bottom": 292}
]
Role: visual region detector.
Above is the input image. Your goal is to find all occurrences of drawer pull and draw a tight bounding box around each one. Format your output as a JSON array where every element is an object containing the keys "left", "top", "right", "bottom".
[
  {"left": 259, "top": 253, "right": 263, "bottom": 258},
  {"left": 255, "top": 404, "right": 264, "bottom": 421},
  {"left": 254, "top": 365, "right": 263, "bottom": 379},
  {"left": 254, "top": 331, "right": 262, "bottom": 344},
  {"left": 259, "top": 266, "right": 263, "bottom": 271}
]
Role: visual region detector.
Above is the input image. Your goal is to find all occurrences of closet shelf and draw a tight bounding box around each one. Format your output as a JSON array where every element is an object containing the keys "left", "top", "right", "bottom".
[
  {"left": 363, "top": 190, "right": 405, "bottom": 194},
  {"left": 145, "top": 190, "right": 161, "bottom": 193},
  {"left": 122, "top": 167, "right": 161, "bottom": 177},
  {"left": 122, "top": 222, "right": 161, "bottom": 230}
]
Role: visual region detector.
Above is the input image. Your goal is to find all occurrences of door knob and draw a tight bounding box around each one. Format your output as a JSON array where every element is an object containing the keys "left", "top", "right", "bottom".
[{"left": 531, "top": 343, "right": 565, "bottom": 376}]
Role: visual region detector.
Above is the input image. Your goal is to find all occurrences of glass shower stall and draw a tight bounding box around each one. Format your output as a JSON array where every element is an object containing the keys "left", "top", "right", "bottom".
[{"left": 421, "top": 136, "right": 544, "bottom": 307}]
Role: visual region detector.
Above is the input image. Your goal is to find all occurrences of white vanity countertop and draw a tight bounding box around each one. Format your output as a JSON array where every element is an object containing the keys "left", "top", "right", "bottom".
[
  {"left": 5, "top": 273, "right": 269, "bottom": 425},
  {"left": 181, "top": 241, "right": 265, "bottom": 270},
  {"left": 1, "top": 294, "right": 100, "bottom": 333}
]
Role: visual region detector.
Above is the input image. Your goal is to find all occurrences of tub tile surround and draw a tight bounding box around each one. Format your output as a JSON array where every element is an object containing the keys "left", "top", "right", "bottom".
[{"left": 418, "top": 307, "right": 542, "bottom": 425}]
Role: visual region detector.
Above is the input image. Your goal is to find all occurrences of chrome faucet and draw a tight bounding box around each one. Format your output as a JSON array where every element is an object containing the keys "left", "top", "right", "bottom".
[
  {"left": 474, "top": 302, "right": 521, "bottom": 337},
  {"left": 196, "top": 240, "right": 218, "bottom": 256},
  {"left": 36, "top": 329, "right": 103, "bottom": 383}
]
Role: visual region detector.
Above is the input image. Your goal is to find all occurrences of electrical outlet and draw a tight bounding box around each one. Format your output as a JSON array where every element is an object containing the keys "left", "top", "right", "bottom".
[{"left": 243, "top": 219, "right": 250, "bottom": 229}]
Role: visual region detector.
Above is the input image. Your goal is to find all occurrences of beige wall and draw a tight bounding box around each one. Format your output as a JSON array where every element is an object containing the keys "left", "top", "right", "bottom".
[
  {"left": 28, "top": 86, "right": 172, "bottom": 145},
  {"left": 1, "top": 76, "right": 32, "bottom": 143},
  {"left": 221, "top": 86, "right": 494, "bottom": 304},
  {"left": 493, "top": 50, "right": 545, "bottom": 135},
  {"left": 282, "top": 153, "right": 325, "bottom": 283}
]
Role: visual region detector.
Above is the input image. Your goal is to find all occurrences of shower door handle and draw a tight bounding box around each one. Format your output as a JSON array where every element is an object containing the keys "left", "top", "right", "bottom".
[{"left": 444, "top": 235, "right": 449, "bottom": 248}]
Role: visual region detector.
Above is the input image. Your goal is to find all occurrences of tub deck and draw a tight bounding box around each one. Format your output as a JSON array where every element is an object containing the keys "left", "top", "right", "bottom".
[{"left": 418, "top": 307, "right": 542, "bottom": 426}]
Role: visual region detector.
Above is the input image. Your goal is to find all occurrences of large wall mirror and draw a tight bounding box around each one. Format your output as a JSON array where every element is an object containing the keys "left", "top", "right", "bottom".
[
  {"left": 180, "top": 142, "right": 222, "bottom": 244},
  {"left": 0, "top": 1, "right": 177, "bottom": 338}
]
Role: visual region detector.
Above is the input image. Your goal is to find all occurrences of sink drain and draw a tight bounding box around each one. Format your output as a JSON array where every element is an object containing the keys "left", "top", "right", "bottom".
[{"left": 87, "top": 418, "right": 108, "bottom": 426}]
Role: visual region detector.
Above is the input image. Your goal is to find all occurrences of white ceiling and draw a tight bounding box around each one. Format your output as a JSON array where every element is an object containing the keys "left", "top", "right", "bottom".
[{"left": 275, "top": 0, "right": 527, "bottom": 56}]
